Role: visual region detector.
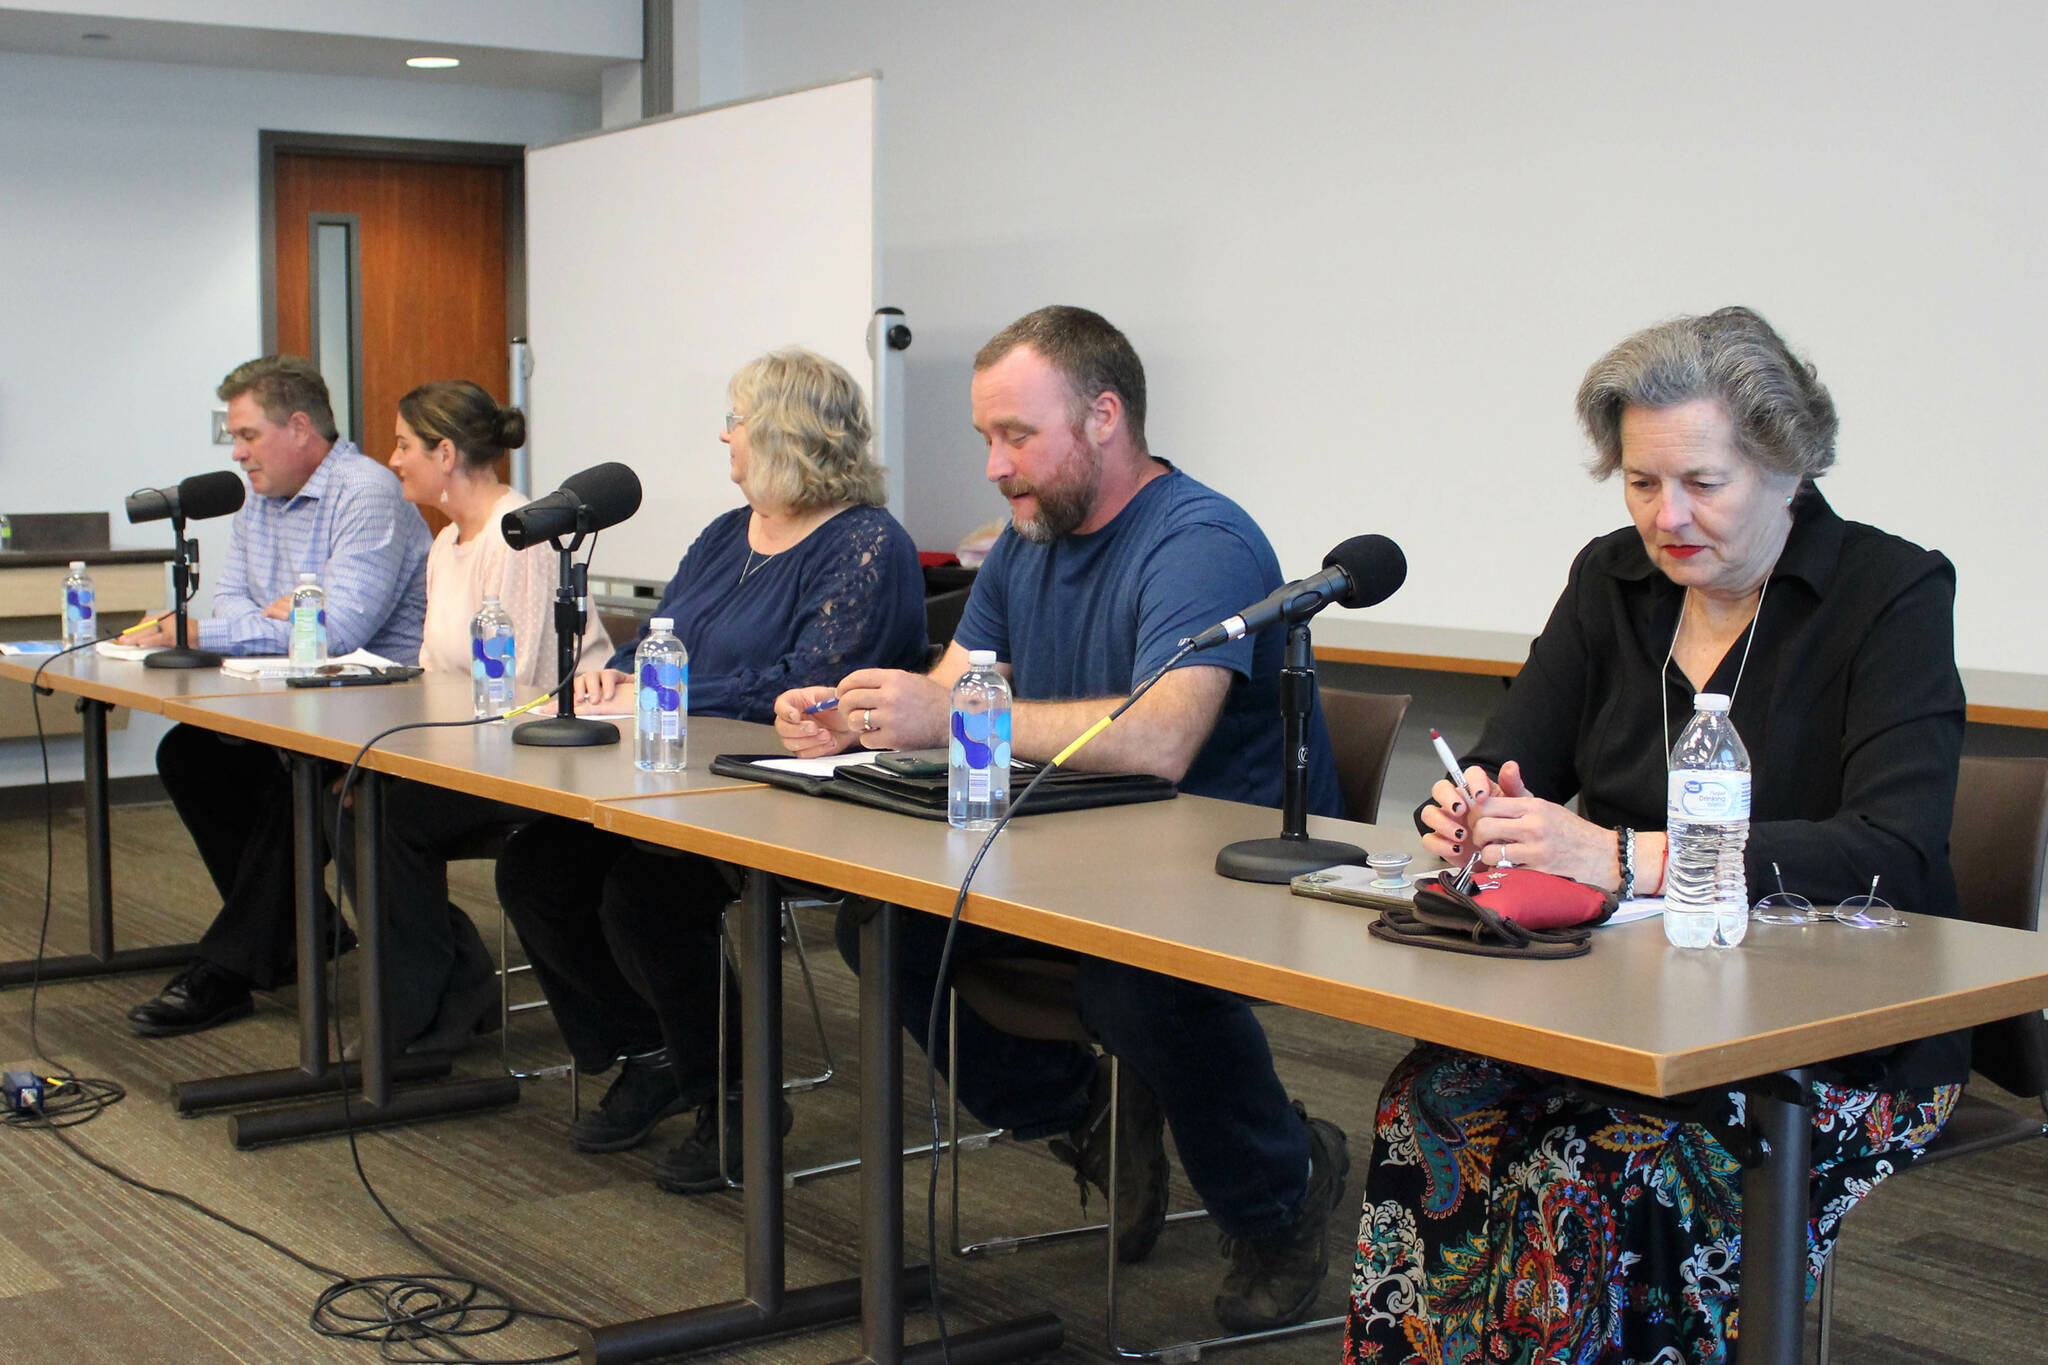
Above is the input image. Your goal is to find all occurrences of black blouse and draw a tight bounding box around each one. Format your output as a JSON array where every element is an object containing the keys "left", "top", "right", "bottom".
[{"left": 1462, "top": 485, "right": 1968, "bottom": 1087}]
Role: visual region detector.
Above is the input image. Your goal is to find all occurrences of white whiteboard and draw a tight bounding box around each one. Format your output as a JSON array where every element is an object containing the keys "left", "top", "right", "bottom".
[{"left": 524, "top": 75, "right": 876, "bottom": 583}]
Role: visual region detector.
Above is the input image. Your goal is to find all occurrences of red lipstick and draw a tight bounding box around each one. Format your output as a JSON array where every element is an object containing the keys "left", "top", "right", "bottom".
[{"left": 1665, "top": 545, "right": 1705, "bottom": 559}]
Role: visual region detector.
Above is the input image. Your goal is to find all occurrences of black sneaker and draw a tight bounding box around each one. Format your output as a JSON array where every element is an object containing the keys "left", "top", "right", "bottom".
[
  {"left": 1213, "top": 1104, "right": 1351, "bottom": 1332},
  {"left": 652, "top": 1094, "right": 795, "bottom": 1194},
  {"left": 568, "top": 1051, "right": 691, "bottom": 1153},
  {"left": 1048, "top": 1056, "right": 1170, "bottom": 1264},
  {"left": 127, "top": 961, "right": 256, "bottom": 1038}
]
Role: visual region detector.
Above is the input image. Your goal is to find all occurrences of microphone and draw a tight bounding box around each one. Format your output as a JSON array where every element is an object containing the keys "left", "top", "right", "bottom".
[
  {"left": 124, "top": 471, "right": 246, "bottom": 525},
  {"left": 502, "top": 462, "right": 643, "bottom": 549},
  {"left": 1183, "top": 534, "right": 1407, "bottom": 651}
]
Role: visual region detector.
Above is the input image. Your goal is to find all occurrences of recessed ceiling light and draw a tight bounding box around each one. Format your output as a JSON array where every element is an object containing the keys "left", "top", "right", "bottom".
[
  {"left": 82, "top": 32, "right": 111, "bottom": 41},
  {"left": 406, "top": 56, "right": 461, "bottom": 70}
]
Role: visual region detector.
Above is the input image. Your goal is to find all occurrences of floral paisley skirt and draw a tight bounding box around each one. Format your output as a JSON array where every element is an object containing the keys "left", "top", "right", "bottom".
[{"left": 1343, "top": 1044, "right": 1958, "bottom": 1365}]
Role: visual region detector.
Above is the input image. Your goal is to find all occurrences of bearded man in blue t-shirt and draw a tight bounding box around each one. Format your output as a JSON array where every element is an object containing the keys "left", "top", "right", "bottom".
[{"left": 774, "top": 306, "right": 1350, "bottom": 1333}]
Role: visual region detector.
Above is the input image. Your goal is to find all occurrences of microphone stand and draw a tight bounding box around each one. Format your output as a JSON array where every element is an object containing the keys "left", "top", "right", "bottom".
[
  {"left": 513, "top": 515, "right": 619, "bottom": 747},
  {"left": 143, "top": 514, "right": 222, "bottom": 670},
  {"left": 1214, "top": 621, "right": 1367, "bottom": 883}
]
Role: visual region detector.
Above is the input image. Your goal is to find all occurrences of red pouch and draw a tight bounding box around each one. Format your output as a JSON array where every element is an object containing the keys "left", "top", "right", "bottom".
[{"left": 1458, "top": 866, "right": 1618, "bottom": 930}]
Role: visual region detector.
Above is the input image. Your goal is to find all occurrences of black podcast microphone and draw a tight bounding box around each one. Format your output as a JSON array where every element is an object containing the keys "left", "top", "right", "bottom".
[
  {"left": 501, "top": 461, "right": 643, "bottom": 549},
  {"left": 1183, "top": 534, "right": 1407, "bottom": 651},
  {"left": 124, "top": 470, "right": 246, "bottom": 525}
]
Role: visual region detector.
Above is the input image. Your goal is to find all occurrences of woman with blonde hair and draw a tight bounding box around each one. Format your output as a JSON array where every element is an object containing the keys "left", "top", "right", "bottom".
[{"left": 496, "top": 348, "right": 926, "bottom": 1190}]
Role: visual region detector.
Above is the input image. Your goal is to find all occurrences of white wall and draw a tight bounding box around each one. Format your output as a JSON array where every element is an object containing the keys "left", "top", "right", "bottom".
[
  {"left": 692, "top": 0, "right": 2046, "bottom": 678},
  {"left": 0, "top": 49, "right": 598, "bottom": 785}
]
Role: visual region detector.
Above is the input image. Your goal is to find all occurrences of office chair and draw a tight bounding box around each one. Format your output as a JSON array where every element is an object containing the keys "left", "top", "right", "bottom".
[
  {"left": 443, "top": 823, "right": 579, "bottom": 1103},
  {"left": 1814, "top": 755, "right": 2048, "bottom": 1364},
  {"left": 1316, "top": 687, "right": 1411, "bottom": 822}
]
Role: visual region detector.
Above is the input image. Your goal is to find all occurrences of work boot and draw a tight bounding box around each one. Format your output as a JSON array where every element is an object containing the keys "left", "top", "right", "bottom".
[
  {"left": 568, "top": 1049, "right": 691, "bottom": 1153},
  {"left": 652, "top": 1092, "right": 795, "bottom": 1194},
  {"left": 1213, "top": 1104, "right": 1350, "bottom": 1331},
  {"left": 1048, "top": 1055, "right": 1170, "bottom": 1264}
]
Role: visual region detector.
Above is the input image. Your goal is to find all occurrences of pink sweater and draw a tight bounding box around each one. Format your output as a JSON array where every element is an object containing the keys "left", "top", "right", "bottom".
[{"left": 421, "top": 487, "right": 611, "bottom": 685}]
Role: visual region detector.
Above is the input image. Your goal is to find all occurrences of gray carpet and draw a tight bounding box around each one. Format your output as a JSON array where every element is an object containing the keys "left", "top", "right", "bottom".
[{"left": 0, "top": 800, "right": 2042, "bottom": 1363}]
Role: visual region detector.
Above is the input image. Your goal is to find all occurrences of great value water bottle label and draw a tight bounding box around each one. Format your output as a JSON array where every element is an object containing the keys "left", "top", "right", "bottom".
[
  {"left": 65, "top": 589, "right": 94, "bottom": 625},
  {"left": 291, "top": 606, "right": 325, "bottom": 661},
  {"left": 1668, "top": 771, "right": 1751, "bottom": 822},
  {"left": 473, "top": 634, "right": 514, "bottom": 685}
]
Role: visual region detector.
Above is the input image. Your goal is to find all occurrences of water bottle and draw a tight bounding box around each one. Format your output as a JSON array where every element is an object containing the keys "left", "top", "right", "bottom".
[
  {"left": 1665, "top": 692, "right": 1751, "bottom": 949},
  {"left": 288, "top": 572, "right": 327, "bottom": 672},
  {"left": 634, "top": 617, "right": 688, "bottom": 771},
  {"left": 470, "top": 594, "right": 516, "bottom": 718},
  {"left": 61, "top": 560, "right": 97, "bottom": 645},
  {"left": 948, "top": 649, "right": 1012, "bottom": 831}
]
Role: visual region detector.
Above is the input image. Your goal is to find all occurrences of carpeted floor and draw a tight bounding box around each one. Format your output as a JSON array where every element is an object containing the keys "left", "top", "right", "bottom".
[{"left": 0, "top": 799, "right": 2042, "bottom": 1364}]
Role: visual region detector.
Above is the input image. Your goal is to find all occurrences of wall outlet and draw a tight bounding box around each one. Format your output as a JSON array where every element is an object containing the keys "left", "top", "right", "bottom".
[{"left": 211, "top": 407, "right": 231, "bottom": 445}]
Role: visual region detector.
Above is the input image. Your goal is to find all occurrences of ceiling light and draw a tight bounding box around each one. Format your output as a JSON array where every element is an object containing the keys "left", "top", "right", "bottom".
[
  {"left": 82, "top": 32, "right": 111, "bottom": 41},
  {"left": 406, "top": 56, "right": 461, "bottom": 70}
]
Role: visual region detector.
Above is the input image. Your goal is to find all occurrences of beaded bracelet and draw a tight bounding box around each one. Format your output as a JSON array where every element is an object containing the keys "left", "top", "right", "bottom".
[{"left": 1616, "top": 826, "right": 1637, "bottom": 899}]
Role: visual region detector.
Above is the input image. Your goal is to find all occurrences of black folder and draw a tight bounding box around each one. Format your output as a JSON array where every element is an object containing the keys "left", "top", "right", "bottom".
[{"left": 708, "top": 753, "right": 1177, "bottom": 820}]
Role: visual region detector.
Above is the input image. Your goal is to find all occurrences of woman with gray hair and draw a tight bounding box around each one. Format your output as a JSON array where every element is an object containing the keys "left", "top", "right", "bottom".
[
  {"left": 1345, "top": 307, "right": 1965, "bottom": 1362},
  {"left": 494, "top": 347, "right": 927, "bottom": 1193}
]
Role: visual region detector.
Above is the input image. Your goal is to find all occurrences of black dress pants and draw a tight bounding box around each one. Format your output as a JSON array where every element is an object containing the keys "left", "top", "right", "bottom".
[
  {"left": 326, "top": 779, "right": 513, "bottom": 1046},
  {"left": 495, "top": 817, "right": 739, "bottom": 1091},
  {"left": 158, "top": 723, "right": 337, "bottom": 989}
]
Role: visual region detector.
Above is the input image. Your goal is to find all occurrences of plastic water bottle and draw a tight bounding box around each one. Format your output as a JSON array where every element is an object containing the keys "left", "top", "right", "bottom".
[
  {"left": 635, "top": 617, "right": 687, "bottom": 771},
  {"left": 1665, "top": 692, "right": 1751, "bottom": 949},
  {"left": 288, "top": 572, "right": 327, "bottom": 672},
  {"left": 470, "top": 594, "right": 516, "bottom": 718},
  {"left": 61, "top": 560, "right": 97, "bottom": 645},
  {"left": 948, "top": 649, "right": 1012, "bottom": 831}
]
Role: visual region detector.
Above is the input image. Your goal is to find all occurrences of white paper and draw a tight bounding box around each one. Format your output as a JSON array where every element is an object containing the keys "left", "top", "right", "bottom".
[
  {"left": 753, "top": 753, "right": 879, "bottom": 777},
  {"left": 218, "top": 648, "right": 396, "bottom": 679},
  {"left": 93, "top": 640, "right": 158, "bottom": 661},
  {"left": 1609, "top": 897, "right": 1665, "bottom": 923}
]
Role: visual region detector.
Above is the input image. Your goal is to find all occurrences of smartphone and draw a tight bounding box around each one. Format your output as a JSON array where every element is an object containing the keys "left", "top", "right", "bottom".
[{"left": 876, "top": 750, "right": 948, "bottom": 778}]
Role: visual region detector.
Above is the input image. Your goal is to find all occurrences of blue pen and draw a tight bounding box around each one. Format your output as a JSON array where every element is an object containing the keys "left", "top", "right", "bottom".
[{"left": 803, "top": 697, "right": 840, "bottom": 715}]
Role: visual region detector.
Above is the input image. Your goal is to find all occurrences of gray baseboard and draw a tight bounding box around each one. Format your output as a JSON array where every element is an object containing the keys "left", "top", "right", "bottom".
[{"left": 0, "top": 774, "right": 166, "bottom": 820}]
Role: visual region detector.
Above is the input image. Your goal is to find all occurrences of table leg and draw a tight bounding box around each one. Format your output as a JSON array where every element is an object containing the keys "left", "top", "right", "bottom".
[
  {"left": 174, "top": 757, "right": 451, "bottom": 1114},
  {"left": 221, "top": 768, "right": 518, "bottom": 1147},
  {"left": 0, "top": 698, "right": 196, "bottom": 988},
  {"left": 830, "top": 902, "right": 1061, "bottom": 1365},
  {"left": 1741, "top": 1069, "right": 1815, "bottom": 1365},
  {"left": 583, "top": 868, "right": 873, "bottom": 1364}
]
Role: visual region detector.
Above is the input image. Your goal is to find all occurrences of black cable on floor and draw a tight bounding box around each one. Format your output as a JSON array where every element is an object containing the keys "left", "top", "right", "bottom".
[{"left": 11, "top": 623, "right": 596, "bottom": 1361}]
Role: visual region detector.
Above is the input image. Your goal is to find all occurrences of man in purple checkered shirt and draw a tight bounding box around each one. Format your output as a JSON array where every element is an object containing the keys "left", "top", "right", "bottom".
[{"left": 127, "top": 356, "right": 430, "bottom": 1038}]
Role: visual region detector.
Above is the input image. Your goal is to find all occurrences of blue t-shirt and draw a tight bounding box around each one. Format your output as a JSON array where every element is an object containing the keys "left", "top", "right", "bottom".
[
  {"left": 612, "top": 504, "right": 928, "bottom": 723},
  {"left": 954, "top": 466, "right": 1341, "bottom": 813}
]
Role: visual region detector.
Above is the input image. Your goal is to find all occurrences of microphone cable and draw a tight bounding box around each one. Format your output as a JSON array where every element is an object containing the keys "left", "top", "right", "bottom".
[{"left": 916, "top": 638, "right": 1197, "bottom": 1364}]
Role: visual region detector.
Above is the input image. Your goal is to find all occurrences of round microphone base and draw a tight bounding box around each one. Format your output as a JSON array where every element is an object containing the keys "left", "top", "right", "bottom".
[
  {"left": 144, "top": 646, "right": 224, "bottom": 670},
  {"left": 1214, "top": 835, "right": 1368, "bottom": 885},
  {"left": 512, "top": 715, "right": 620, "bottom": 747}
]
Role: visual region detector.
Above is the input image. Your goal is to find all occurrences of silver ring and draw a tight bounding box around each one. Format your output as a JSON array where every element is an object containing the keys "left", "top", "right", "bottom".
[{"left": 862, "top": 709, "right": 879, "bottom": 734}]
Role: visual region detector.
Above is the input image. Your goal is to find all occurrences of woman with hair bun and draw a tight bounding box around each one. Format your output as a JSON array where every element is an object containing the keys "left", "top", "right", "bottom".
[
  {"left": 390, "top": 379, "right": 610, "bottom": 684},
  {"left": 328, "top": 380, "right": 612, "bottom": 1058}
]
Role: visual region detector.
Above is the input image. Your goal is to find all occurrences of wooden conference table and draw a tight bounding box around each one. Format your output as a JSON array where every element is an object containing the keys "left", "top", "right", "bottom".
[
  {"left": 155, "top": 677, "right": 770, "bottom": 1147},
  {"left": 597, "top": 785, "right": 2048, "bottom": 1365},
  {"left": 0, "top": 647, "right": 283, "bottom": 986},
  {"left": 10, "top": 656, "right": 2048, "bottom": 1365}
]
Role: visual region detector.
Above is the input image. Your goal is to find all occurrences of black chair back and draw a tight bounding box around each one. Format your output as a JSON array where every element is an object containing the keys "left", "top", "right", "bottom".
[
  {"left": 1951, "top": 756, "right": 2048, "bottom": 1101},
  {"left": 1318, "top": 688, "right": 1411, "bottom": 824}
]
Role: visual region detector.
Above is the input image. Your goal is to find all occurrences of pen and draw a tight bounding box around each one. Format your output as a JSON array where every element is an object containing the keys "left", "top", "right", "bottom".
[
  {"left": 803, "top": 697, "right": 839, "bottom": 715},
  {"left": 1431, "top": 729, "right": 1484, "bottom": 891},
  {"left": 1429, "top": 729, "right": 1476, "bottom": 807}
]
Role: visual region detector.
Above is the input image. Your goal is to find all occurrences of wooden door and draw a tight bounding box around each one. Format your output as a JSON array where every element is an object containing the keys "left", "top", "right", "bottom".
[{"left": 271, "top": 153, "right": 512, "bottom": 536}]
